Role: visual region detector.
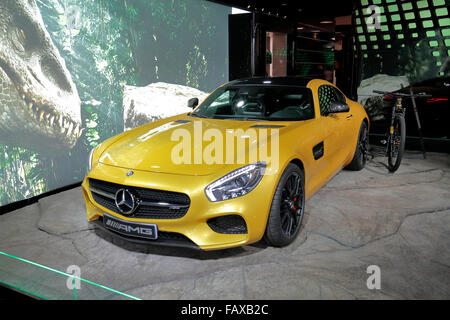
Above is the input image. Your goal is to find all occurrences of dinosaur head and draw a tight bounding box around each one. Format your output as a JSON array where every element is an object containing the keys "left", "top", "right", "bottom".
[{"left": 0, "top": 0, "right": 82, "bottom": 154}]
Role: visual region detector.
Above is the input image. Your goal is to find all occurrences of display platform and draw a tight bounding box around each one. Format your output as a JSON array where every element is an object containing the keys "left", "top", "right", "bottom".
[{"left": 0, "top": 153, "right": 449, "bottom": 300}]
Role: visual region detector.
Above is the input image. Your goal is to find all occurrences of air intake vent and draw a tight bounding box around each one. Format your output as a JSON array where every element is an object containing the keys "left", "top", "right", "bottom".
[{"left": 207, "top": 215, "right": 248, "bottom": 234}]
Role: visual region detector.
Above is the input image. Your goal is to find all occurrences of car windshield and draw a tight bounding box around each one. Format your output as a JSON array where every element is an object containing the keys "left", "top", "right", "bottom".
[{"left": 190, "top": 85, "right": 314, "bottom": 121}]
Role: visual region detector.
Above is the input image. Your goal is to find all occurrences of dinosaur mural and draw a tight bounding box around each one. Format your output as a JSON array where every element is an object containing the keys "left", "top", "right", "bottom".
[{"left": 0, "top": 0, "right": 81, "bottom": 154}]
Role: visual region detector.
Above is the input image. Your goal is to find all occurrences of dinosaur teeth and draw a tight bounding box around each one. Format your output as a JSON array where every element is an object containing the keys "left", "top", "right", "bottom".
[
  {"left": 67, "top": 121, "right": 74, "bottom": 136},
  {"left": 73, "top": 124, "right": 80, "bottom": 137},
  {"left": 26, "top": 102, "right": 80, "bottom": 138},
  {"left": 61, "top": 118, "right": 71, "bottom": 135}
]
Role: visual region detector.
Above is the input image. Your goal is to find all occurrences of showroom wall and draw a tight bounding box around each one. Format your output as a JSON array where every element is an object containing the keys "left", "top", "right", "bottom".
[{"left": 0, "top": 0, "right": 231, "bottom": 206}]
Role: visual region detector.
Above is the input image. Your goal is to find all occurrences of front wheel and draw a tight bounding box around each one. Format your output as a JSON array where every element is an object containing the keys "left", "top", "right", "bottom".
[
  {"left": 264, "top": 163, "right": 305, "bottom": 247},
  {"left": 387, "top": 115, "right": 406, "bottom": 173}
]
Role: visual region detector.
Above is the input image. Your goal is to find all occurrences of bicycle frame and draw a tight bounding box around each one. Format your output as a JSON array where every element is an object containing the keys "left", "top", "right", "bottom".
[
  {"left": 373, "top": 89, "right": 431, "bottom": 172},
  {"left": 386, "top": 97, "right": 404, "bottom": 156}
]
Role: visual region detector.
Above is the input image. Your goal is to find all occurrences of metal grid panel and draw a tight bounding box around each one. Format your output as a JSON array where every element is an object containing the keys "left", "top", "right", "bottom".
[{"left": 354, "top": 0, "right": 450, "bottom": 76}]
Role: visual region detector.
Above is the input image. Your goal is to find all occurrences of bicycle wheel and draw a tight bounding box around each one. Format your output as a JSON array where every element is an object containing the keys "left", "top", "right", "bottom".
[{"left": 387, "top": 115, "right": 405, "bottom": 172}]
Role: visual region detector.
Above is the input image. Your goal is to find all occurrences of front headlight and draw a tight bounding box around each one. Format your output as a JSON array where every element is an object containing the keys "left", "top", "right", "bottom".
[
  {"left": 88, "top": 146, "right": 98, "bottom": 172},
  {"left": 205, "top": 162, "right": 266, "bottom": 202}
]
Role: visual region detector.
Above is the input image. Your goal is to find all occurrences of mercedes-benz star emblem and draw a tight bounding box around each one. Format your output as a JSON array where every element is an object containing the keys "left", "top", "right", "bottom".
[{"left": 114, "top": 189, "right": 137, "bottom": 215}]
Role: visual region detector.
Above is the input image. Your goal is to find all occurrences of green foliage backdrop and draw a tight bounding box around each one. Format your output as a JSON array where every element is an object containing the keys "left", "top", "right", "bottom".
[{"left": 0, "top": 0, "right": 230, "bottom": 206}]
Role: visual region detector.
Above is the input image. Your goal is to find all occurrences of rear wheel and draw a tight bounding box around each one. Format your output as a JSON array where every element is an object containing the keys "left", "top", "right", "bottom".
[
  {"left": 264, "top": 163, "right": 305, "bottom": 247},
  {"left": 346, "top": 121, "right": 369, "bottom": 171},
  {"left": 387, "top": 115, "right": 405, "bottom": 173}
]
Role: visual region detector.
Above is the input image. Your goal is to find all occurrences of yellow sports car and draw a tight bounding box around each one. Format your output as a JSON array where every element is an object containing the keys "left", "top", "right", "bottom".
[{"left": 82, "top": 77, "right": 369, "bottom": 251}]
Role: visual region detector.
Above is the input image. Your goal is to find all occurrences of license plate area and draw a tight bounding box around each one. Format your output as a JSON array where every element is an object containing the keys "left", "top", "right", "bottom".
[{"left": 103, "top": 214, "right": 158, "bottom": 240}]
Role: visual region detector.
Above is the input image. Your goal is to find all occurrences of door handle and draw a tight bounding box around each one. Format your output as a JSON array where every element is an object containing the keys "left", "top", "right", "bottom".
[{"left": 346, "top": 114, "right": 353, "bottom": 119}]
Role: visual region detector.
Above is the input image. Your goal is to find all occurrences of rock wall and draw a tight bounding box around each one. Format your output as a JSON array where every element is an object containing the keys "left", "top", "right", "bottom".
[
  {"left": 123, "top": 82, "right": 209, "bottom": 131},
  {"left": 357, "top": 74, "right": 409, "bottom": 121}
]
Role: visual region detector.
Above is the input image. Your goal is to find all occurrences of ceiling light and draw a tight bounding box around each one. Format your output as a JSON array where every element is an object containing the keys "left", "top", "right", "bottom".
[{"left": 320, "top": 20, "right": 334, "bottom": 24}]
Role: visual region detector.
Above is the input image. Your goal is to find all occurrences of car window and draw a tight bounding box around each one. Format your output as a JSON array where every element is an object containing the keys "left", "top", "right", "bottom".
[
  {"left": 334, "top": 88, "right": 346, "bottom": 104},
  {"left": 192, "top": 86, "right": 315, "bottom": 121},
  {"left": 210, "top": 90, "right": 235, "bottom": 107},
  {"left": 318, "top": 85, "right": 346, "bottom": 116}
]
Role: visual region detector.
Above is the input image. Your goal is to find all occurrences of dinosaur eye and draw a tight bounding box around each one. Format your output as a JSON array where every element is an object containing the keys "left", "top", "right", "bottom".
[{"left": 10, "top": 27, "right": 27, "bottom": 52}]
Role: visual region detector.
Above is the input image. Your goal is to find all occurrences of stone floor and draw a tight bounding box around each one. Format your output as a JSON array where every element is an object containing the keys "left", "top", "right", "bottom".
[{"left": 0, "top": 151, "right": 449, "bottom": 299}]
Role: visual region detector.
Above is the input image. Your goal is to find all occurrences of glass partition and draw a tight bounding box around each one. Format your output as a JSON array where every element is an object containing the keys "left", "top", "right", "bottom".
[{"left": 0, "top": 251, "right": 140, "bottom": 300}]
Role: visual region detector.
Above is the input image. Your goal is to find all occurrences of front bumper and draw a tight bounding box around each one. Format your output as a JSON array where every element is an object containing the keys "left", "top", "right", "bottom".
[{"left": 82, "top": 162, "right": 279, "bottom": 251}]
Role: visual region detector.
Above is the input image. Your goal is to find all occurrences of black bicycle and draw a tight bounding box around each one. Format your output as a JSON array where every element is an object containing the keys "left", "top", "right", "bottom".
[{"left": 373, "top": 90, "right": 431, "bottom": 173}]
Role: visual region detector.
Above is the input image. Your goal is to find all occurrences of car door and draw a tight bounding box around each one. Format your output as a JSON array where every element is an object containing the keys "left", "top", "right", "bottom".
[
  {"left": 316, "top": 84, "right": 353, "bottom": 181},
  {"left": 332, "top": 86, "right": 355, "bottom": 157}
]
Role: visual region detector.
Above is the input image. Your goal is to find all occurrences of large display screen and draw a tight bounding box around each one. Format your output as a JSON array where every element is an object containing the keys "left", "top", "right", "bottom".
[{"left": 0, "top": 0, "right": 231, "bottom": 206}]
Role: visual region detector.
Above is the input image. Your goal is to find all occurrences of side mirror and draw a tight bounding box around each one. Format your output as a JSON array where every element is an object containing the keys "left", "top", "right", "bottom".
[
  {"left": 188, "top": 98, "right": 199, "bottom": 109},
  {"left": 329, "top": 101, "right": 349, "bottom": 114}
]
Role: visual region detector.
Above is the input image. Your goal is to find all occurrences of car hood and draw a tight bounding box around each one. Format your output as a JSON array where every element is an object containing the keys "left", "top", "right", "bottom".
[{"left": 98, "top": 114, "right": 295, "bottom": 176}]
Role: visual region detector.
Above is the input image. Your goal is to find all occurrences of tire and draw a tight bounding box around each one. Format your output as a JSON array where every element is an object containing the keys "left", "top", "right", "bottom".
[
  {"left": 387, "top": 115, "right": 405, "bottom": 173},
  {"left": 264, "top": 163, "right": 305, "bottom": 247},
  {"left": 346, "top": 121, "right": 369, "bottom": 171}
]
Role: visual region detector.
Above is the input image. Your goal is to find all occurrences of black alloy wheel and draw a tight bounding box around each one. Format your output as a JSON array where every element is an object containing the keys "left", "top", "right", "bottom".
[
  {"left": 346, "top": 121, "right": 369, "bottom": 171},
  {"left": 264, "top": 163, "right": 305, "bottom": 247},
  {"left": 280, "top": 172, "right": 304, "bottom": 237}
]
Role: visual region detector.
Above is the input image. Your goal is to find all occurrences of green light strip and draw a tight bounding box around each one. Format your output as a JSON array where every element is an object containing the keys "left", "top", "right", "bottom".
[
  {"left": 73, "top": 278, "right": 77, "bottom": 300},
  {"left": 0, "top": 280, "right": 47, "bottom": 300},
  {"left": 0, "top": 251, "right": 141, "bottom": 300}
]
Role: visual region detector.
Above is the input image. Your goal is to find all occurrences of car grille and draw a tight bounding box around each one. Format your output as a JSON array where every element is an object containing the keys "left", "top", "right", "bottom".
[{"left": 89, "top": 178, "right": 190, "bottom": 219}]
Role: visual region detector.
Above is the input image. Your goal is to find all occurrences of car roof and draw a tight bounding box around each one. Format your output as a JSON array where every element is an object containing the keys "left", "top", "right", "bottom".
[{"left": 228, "top": 77, "right": 312, "bottom": 87}]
